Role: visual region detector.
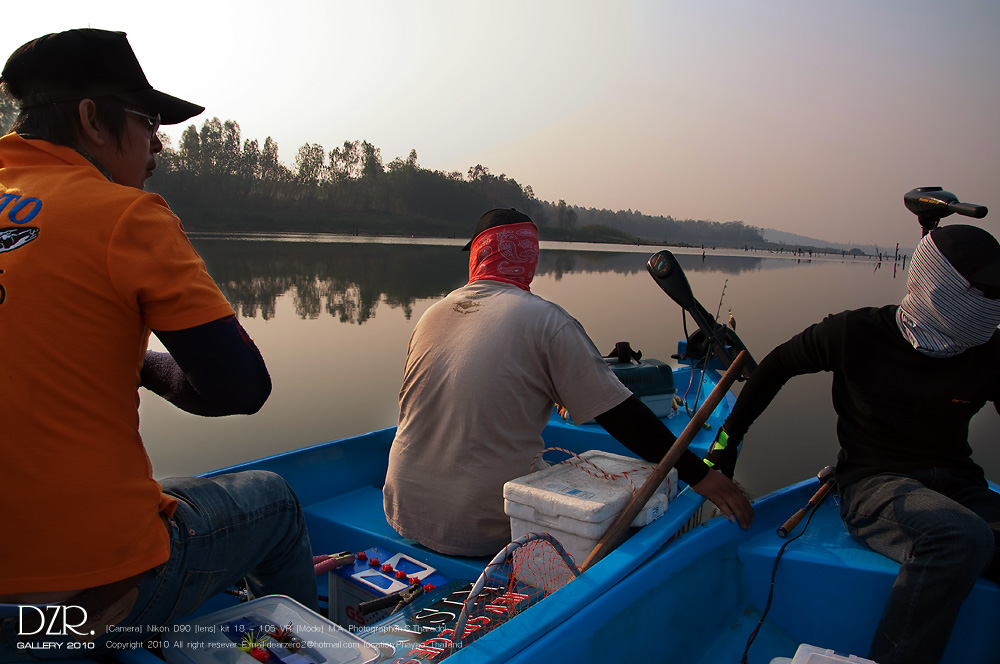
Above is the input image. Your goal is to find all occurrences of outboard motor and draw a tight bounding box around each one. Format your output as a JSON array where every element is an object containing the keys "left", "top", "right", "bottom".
[
  {"left": 646, "top": 249, "right": 756, "bottom": 380},
  {"left": 904, "top": 186, "right": 988, "bottom": 235}
]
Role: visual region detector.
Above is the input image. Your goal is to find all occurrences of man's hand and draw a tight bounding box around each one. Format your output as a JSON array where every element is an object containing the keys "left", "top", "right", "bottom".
[{"left": 691, "top": 469, "right": 754, "bottom": 529}]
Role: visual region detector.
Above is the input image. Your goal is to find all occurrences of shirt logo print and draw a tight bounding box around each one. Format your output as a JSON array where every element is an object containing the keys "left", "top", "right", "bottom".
[{"left": 0, "top": 227, "right": 39, "bottom": 253}]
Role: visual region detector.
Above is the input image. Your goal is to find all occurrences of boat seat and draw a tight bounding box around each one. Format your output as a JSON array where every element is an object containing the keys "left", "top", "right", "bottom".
[
  {"left": 740, "top": 496, "right": 1000, "bottom": 584},
  {"left": 736, "top": 494, "right": 1000, "bottom": 656},
  {"left": 303, "top": 485, "right": 489, "bottom": 583}
]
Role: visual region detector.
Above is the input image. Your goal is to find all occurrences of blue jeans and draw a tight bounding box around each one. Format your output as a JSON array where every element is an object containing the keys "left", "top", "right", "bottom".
[
  {"left": 840, "top": 469, "right": 1000, "bottom": 664},
  {"left": 0, "top": 471, "right": 317, "bottom": 661}
]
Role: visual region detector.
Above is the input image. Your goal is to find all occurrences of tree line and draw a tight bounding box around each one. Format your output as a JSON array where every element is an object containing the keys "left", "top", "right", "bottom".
[
  {"left": 0, "top": 96, "right": 770, "bottom": 247},
  {"left": 144, "top": 117, "right": 551, "bottom": 238},
  {"left": 151, "top": 117, "right": 768, "bottom": 246}
]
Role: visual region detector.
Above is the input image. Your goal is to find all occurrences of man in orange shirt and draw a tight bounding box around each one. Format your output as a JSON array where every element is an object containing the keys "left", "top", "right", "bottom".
[{"left": 0, "top": 29, "right": 316, "bottom": 658}]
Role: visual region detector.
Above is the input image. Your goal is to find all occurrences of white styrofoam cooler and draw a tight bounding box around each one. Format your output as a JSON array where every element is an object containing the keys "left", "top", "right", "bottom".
[
  {"left": 503, "top": 450, "right": 678, "bottom": 566},
  {"left": 770, "top": 644, "right": 878, "bottom": 664}
]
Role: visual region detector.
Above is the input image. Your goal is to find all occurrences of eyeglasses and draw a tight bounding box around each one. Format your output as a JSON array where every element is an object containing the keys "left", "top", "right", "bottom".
[{"left": 123, "top": 108, "right": 161, "bottom": 139}]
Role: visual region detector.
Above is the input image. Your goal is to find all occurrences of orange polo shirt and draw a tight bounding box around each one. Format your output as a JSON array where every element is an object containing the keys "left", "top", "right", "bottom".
[{"left": 0, "top": 134, "right": 235, "bottom": 594}]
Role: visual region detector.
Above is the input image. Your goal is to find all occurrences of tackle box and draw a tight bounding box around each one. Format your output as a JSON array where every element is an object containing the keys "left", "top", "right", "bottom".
[{"left": 161, "top": 595, "right": 379, "bottom": 664}]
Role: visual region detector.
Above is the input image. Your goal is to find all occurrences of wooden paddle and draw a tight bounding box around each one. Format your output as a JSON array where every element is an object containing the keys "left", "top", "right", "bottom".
[{"left": 580, "top": 350, "right": 749, "bottom": 572}]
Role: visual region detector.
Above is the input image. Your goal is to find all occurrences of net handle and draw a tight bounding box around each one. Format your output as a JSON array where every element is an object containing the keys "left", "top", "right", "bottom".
[{"left": 449, "top": 532, "right": 580, "bottom": 648}]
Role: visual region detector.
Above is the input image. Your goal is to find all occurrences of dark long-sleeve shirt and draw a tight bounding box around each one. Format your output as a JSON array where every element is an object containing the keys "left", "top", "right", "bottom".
[{"left": 724, "top": 305, "right": 1000, "bottom": 487}]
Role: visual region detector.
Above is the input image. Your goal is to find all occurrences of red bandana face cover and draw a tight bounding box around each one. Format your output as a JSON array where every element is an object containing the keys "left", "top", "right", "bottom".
[{"left": 468, "top": 221, "right": 539, "bottom": 291}]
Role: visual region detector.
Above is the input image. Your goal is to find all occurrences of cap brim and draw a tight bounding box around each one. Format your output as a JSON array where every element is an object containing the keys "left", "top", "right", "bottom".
[{"left": 119, "top": 88, "right": 203, "bottom": 125}]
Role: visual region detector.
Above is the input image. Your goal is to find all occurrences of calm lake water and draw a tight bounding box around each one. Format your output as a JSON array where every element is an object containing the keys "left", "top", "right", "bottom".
[{"left": 138, "top": 234, "right": 1000, "bottom": 499}]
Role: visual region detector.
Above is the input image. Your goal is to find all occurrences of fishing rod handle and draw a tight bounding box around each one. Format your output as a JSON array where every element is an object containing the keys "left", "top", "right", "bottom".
[
  {"left": 776, "top": 481, "right": 834, "bottom": 538},
  {"left": 777, "top": 508, "right": 807, "bottom": 538},
  {"left": 807, "top": 480, "right": 835, "bottom": 506}
]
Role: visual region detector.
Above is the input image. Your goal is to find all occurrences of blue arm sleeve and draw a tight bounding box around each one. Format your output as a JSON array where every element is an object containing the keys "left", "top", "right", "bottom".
[{"left": 140, "top": 315, "right": 271, "bottom": 416}]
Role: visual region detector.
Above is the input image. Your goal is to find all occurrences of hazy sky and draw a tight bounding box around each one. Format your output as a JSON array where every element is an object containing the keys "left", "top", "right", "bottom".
[{"left": 8, "top": 1, "right": 999, "bottom": 247}]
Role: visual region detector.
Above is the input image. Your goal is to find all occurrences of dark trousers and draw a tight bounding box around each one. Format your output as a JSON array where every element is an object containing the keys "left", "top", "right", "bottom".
[{"left": 840, "top": 469, "right": 1000, "bottom": 664}]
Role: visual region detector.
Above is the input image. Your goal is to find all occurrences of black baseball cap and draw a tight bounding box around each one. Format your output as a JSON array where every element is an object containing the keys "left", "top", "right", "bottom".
[
  {"left": 931, "top": 224, "right": 1000, "bottom": 297},
  {"left": 1, "top": 29, "right": 203, "bottom": 125},
  {"left": 462, "top": 208, "right": 535, "bottom": 251}
]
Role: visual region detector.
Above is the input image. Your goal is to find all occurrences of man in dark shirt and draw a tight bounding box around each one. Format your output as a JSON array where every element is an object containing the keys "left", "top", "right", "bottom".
[{"left": 711, "top": 224, "right": 1000, "bottom": 664}]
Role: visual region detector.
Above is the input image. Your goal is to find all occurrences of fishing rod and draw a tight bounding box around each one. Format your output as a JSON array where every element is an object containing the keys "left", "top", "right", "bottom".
[
  {"left": 742, "top": 465, "right": 837, "bottom": 663},
  {"left": 904, "top": 186, "right": 988, "bottom": 236},
  {"left": 777, "top": 465, "right": 835, "bottom": 537},
  {"left": 646, "top": 249, "right": 756, "bottom": 380}
]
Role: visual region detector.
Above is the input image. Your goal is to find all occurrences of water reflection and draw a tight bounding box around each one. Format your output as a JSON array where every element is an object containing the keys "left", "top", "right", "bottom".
[
  {"left": 140, "top": 235, "right": 969, "bottom": 500},
  {"left": 539, "top": 250, "right": 794, "bottom": 279},
  {"left": 194, "top": 241, "right": 461, "bottom": 323},
  {"left": 192, "top": 236, "right": 879, "bottom": 324}
]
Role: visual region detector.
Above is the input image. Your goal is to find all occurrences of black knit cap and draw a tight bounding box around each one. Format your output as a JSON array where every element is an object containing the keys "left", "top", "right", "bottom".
[
  {"left": 462, "top": 208, "right": 535, "bottom": 251},
  {"left": 931, "top": 224, "right": 1000, "bottom": 296},
  {"left": 1, "top": 29, "right": 203, "bottom": 125}
]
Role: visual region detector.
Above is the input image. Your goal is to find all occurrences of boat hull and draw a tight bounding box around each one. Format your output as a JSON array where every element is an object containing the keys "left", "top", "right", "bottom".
[{"left": 496, "top": 478, "right": 1000, "bottom": 664}]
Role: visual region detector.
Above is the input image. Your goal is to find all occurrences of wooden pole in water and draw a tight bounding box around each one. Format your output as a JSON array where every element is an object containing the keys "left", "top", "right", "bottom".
[{"left": 580, "top": 350, "right": 749, "bottom": 572}]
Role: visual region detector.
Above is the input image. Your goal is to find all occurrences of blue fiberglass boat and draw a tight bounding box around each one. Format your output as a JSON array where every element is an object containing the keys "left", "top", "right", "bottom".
[
  {"left": 181, "top": 399, "right": 1000, "bottom": 664},
  {"left": 194, "top": 376, "right": 734, "bottom": 662},
  {"left": 43, "top": 375, "right": 999, "bottom": 664},
  {"left": 498, "top": 476, "right": 1000, "bottom": 664},
  {"left": 23, "top": 356, "right": 732, "bottom": 664}
]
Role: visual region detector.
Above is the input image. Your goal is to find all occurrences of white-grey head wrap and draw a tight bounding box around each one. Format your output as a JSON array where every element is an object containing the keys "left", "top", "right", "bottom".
[{"left": 896, "top": 233, "right": 1000, "bottom": 357}]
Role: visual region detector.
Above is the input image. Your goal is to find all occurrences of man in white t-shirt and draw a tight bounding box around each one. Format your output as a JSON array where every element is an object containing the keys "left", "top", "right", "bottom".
[{"left": 383, "top": 209, "right": 752, "bottom": 556}]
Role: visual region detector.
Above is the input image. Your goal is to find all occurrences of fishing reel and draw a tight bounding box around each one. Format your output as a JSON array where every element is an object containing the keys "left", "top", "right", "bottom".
[
  {"left": 683, "top": 325, "right": 746, "bottom": 370},
  {"left": 646, "top": 250, "right": 756, "bottom": 380},
  {"left": 904, "top": 186, "right": 988, "bottom": 236}
]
